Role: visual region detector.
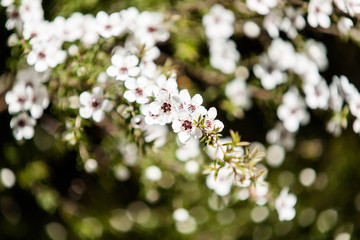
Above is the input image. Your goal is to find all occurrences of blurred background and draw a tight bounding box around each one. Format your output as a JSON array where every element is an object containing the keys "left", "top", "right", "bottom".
[{"left": 1, "top": 0, "right": 360, "bottom": 239}]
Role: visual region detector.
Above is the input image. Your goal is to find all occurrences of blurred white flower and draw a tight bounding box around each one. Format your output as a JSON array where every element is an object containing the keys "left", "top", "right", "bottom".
[
  {"left": 225, "top": 77, "right": 252, "bottom": 110},
  {"left": 79, "top": 87, "right": 114, "bottom": 122},
  {"left": 303, "top": 78, "right": 330, "bottom": 110},
  {"left": 277, "top": 87, "right": 309, "bottom": 132},
  {"left": 106, "top": 54, "right": 140, "bottom": 81},
  {"left": 280, "top": 7, "right": 305, "bottom": 39},
  {"left": 307, "top": 0, "right": 333, "bottom": 29},
  {"left": 266, "top": 122, "right": 295, "bottom": 151},
  {"left": 206, "top": 163, "right": 234, "bottom": 196},
  {"left": 275, "top": 187, "right": 297, "bottom": 221},
  {"left": 246, "top": 0, "right": 278, "bottom": 15},
  {"left": 10, "top": 113, "right": 36, "bottom": 140},
  {"left": 209, "top": 39, "right": 240, "bottom": 74},
  {"left": 134, "top": 11, "right": 170, "bottom": 47},
  {"left": 243, "top": 21, "right": 261, "bottom": 38},
  {"left": 334, "top": 0, "right": 360, "bottom": 16},
  {"left": 268, "top": 38, "right": 296, "bottom": 71},
  {"left": 145, "top": 166, "right": 162, "bottom": 181},
  {"left": 202, "top": 4, "right": 235, "bottom": 40},
  {"left": 263, "top": 10, "right": 282, "bottom": 38},
  {"left": 253, "top": 54, "right": 286, "bottom": 90},
  {"left": 124, "top": 76, "right": 153, "bottom": 104},
  {"left": 1, "top": 0, "right": 13, "bottom": 7},
  {"left": 96, "top": 11, "right": 126, "bottom": 38},
  {"left": 305, "top": 39, "right": 328, "bottom": 71},
  {"left": 337, "top": 17, "right": 353, "bottom": 35},
  {"left": 176, "top": 137, "right": 200, "bottom": 162}
]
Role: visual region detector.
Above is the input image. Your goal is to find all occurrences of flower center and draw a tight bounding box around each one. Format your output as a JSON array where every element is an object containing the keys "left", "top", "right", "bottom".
[
  {"left": 188, "top": 104, "right": 196, "bottom": 113},
  {"left": 18, "top": 119, "right": 26, "bottom": 128},
  {"left": 38, "top": 52, "right": 46, "bottom": 59},
  {"left": 161, "top": 102, "right": 172, "bottom": 113},
  {"left": 135, "top": 88, "right": 143, "bottom": 96},
  {"left": 147, "top": 26, "right": 157, "bottom": 33},
  {"left": 205, "top": 120, "right": 212, "bottom": 128},
  {"left": 119, "top": 67, "right": 128, "bottom": 74},
  {"left": 182, "top": 120, "right": 193, "bottom": 131},
  {"left": 91, "top": 99, "right": 101, "bottom": 108}
]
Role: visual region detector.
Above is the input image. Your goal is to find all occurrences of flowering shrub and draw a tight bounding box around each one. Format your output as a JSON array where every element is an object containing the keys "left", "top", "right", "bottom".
[{"left": 1, "top": 0, "right": 360, "bottom": 239}]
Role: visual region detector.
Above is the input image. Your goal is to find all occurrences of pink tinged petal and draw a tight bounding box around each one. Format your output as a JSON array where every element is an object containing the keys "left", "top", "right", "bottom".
[
  {"left": 79, "top": 91, "right": 92, "bottom": 106},
  {"left": 172, "top": 119, "right": 181, "bottom": 133},
  {"left": 79, "top": 106, "right": 92, "bottom": 119},
  {"left": 178, "top": 131, "right": 191, "bottom": 143},
  {"left": 92, "top": 109, "right": 105, "bottom": 122},
  {"left": 192, "top": 94, "right": 203, "bottom": 106},
  {"left": 92, "top": 87, "right": 103, "bottom": 99},
  {"left": 101, "top": 99, "right": 114, "bottom": 112},
  {"left": 106, "top": 66, "right": 117, "bottom": 77},
  {"left": 124, "top": 90, "right": 136, "bottom": 102},
  {"left": 22, "top": 126, "right": 34, "bottom": 139}
]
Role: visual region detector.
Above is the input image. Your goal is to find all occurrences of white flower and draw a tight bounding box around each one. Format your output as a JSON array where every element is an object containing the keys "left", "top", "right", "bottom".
[
  {"left": 334, "top": 0, "right": 360, "bottom": 16},
  {"left": 106, "top": 54, "right": 140, "bottom": 81},
  {"left": 173, "top": 89, "right": 203, "bottom": 117},
  {"left": 153, "top": 73, "right": 179, "bottom": 96},
  {"left": 277, "top": 87, "right": 310, "bottom": 132},
  {"left": 27, "top": 85, "right": 49, "bottom": 119},
  {"left": 119, "top": 7, "right": 139, "bottom": 32},
  {"left": 124, "top": 76, "right": 153, "bottom": 104},
  {"left": 305, "top": 39, "right": 328, "bottom": 71},
  {"left": 27, "top": 44, "right": 66, "bottom": 72},
  {"left": 206, "top": 163, "right": 234, "bottom": 196},
  {"left": 333, "top": 75, "right": 358, "bottom": 103},
  {"left": 202, "top": 4, "right": 235, "bottom": 40},
  {"left": 1, "top": 0, "right": 13, "bottom": 7},
  {"left": 253, "top": 54, "right": 286, "bottom": 90},
  {"left": 79, "top": 87, "right": 114, "bottom": 122},
  {"left": 268, "top": 38, "right": 296, "bottom": 71},
  {"left": 95, "top": 11, "right": 126, "bottom": 38},
  {"left": 172, "top": 117, "right": 202, "bottom": 143},
  {"left": 307, "top": 0, "right": 333, "bottom": 29},
  {"left": 303, "top": 78, "right": 330, "bottom": 110},
  {"left": 280, "top": 7, "right": 305, "bottom": 39},
  {"left": 263, "top": 10, "right": 282, "bottom": 38},
  {"left": 5, "top": 5, "right": 22, "bottom": 31},
  {"left": 329, "top": 77, "right": 344, "bottom": 112},
  {"left": 349, "top": 93, "right": 360, "bottom": 119},
  {"left": 353, "top": 118, "right": 360, "bottom": 134},
  {"left": 10, "top": 113, "right": 36, "bottom": 140},
  {"left": 80, "top": 14, "right": 100, "bottom": 45},
  {"left": 202, "top": 107, "right": 224, "bottom": 132},
  {"left": 246, "top": 0, "right": 278, "bottom": 15},
  {"left": 275, "top": 187, "right": 297, "bottom": 221},
  {"left": 266, "top": 122, "right": 295, "bottom": 151},
  {"left": 53, "top": 14, "right": 83, "bottom": 42},
  {"left": 292, "top": 53, "right": 321, "bottom": 85},
  {"left": 225, "top": 77, "right": 252, "bottom": 110},
  {"left": 147, "top": 90, "right": 177, "bottom": 125},
  {"left": 175, "top": 137, "right": 200, "bottom": 162},
  {"left": 134, "top": 11, "right": 170, "bottom": 47},
  {"left": 5, "top": 84, "right": 30, "bottom": 114},
  {"left": 144, "top": 124, "right": 168, "bottom": 148},
  {"left": 209, "top": 39, "right": 240, "bottom": 74},
  {"left": 243, "top": 21, "right": 261, "bottom": 39},
  {"left": 19, "top": 0, "right": 44, "bottom": 23},
  {"left": 337, "top": 17, "right": 353, "bottom": 35}
]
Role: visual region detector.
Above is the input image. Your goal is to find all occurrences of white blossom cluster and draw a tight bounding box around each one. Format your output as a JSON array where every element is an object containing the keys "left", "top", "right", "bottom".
[
  {"left": 202, "top": 4, "right": 240, "bottom": 74},
  {"left": 5, "top": 68, "right": 49, "bottom": 140}
]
